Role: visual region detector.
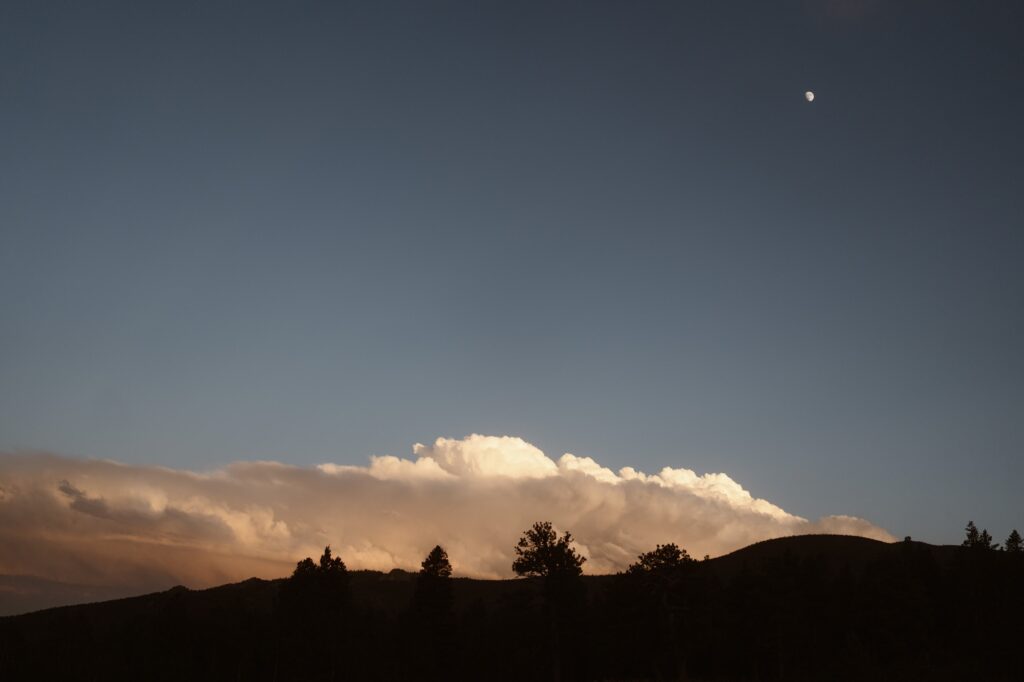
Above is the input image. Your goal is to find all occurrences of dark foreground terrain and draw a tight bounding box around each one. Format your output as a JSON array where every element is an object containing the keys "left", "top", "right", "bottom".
[{"left": 1, "top": 535, "right": 1021, "bottom": 681}]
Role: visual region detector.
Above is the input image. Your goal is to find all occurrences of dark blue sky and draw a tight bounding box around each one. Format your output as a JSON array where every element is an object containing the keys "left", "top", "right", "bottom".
[{"left": 1, "top": 0, "right": 1021, "bottom": 543}]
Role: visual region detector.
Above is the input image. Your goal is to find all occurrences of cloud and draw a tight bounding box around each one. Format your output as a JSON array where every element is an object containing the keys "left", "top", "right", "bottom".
[
  {"left": 0, "top": 435, "right": 893, "bottom": 606},
  {"left": 412, "top": 435, "right": 558, "bottom": 479}
]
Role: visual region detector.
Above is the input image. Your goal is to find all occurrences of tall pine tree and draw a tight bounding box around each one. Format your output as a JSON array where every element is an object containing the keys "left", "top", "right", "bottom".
[{"left": 963, "top": 521, "right": 980, "bottom": 548}]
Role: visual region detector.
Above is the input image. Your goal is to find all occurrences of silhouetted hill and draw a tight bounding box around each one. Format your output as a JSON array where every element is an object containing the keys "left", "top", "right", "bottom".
[
  {"left": 709, "top": 533, "right": 961, "bottom": 579},
  {"left": 2, "top": 535, "right": 1020, "bottom": 681},
  {"left": 717, "top": 532, "right": 890, "bottom": 564},
  {"left": 0, "top": 535, "right": 941, "bottom": 618}
]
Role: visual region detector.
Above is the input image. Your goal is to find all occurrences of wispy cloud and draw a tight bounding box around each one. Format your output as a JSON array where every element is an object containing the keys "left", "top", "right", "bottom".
[{"left": 0, "top": 435, "right": 892, "bottom": 598}]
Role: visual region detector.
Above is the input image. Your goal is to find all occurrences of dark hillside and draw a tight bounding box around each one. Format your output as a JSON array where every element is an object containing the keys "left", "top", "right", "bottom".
[
  {"left": 708, "top": 533, "right": 961, "bottom": 580},
  {"left": 1, "top": 535, "right": 1020, "bottom": 681}
]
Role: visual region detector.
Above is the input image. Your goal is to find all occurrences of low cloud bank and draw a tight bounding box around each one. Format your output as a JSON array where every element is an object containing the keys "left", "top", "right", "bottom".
[{"left": 0, "top": 435, "right": 892, "bottom": 600}]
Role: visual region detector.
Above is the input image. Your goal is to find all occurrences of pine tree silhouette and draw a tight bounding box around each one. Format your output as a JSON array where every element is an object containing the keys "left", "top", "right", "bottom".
[{"left": 963, "top": 520, "right": 980, "bottom": 547}]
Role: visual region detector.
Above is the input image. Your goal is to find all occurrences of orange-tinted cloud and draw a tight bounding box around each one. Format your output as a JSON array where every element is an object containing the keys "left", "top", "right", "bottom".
[{"left": 0, "top": 435, "right": 893, "bottom": 612}]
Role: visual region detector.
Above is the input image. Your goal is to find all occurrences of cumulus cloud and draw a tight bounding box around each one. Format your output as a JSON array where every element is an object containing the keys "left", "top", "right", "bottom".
[{"left": 0, "top": 435, "right": 893, "bottom": 605}]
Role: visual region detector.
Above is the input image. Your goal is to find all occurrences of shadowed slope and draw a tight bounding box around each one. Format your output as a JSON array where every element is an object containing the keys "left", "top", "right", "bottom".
[{"left": 1, "top": 535, "right": 1019, "bottom": 681}]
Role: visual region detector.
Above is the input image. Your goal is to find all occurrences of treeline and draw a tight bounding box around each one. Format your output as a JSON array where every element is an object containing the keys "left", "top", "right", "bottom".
[
  {"left": 2, "top": 521, "right": 1022, "bottom": 681},
  {"left": 961, "top": 520, "right": 1022, "bottom": 552}
]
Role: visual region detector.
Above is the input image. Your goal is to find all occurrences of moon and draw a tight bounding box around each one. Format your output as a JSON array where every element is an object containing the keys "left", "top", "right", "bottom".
[{"left": 805, "top": 91, "right": 815, "bottom": 102}]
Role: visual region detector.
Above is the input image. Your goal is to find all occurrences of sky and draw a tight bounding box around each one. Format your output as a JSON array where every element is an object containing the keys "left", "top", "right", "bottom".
[{"left": 1, "top": 0, "right": 1022, "bottom": 584}]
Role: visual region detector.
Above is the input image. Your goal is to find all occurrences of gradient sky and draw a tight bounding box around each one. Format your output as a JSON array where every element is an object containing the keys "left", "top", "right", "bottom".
[{"left": 1, "top": 1, "right": 1021, "bottom": 545}]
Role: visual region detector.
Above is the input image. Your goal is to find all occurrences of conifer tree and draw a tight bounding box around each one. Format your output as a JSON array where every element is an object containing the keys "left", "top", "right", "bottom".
[
  {"left": 420, "top": 545, "right": 453, "bottom": 578},
  {"left": 963, "top": 520, "right": 980, "bottom": 548},
  {"left": 626, "top": 543, "right": 695, "bottom": 575},
  {"left": 978, "top": 528, "right": 999, "bottom": 551},
  {"left": 512, "top": 521, "right": 586, "bottom": 577},
  {"left": 512, "top": 522, "right": 587, "bottom": 682}
]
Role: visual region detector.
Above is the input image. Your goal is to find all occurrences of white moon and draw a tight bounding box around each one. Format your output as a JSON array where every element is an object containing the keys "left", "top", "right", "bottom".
[{"left": 805, "top": 91, "right": 815, "bottom": 102}]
